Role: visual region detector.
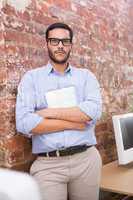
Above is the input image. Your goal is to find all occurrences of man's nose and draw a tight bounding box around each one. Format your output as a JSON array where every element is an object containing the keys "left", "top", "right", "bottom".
[{"left": 58, "top": 40, "right": 64, "bottom": 47}]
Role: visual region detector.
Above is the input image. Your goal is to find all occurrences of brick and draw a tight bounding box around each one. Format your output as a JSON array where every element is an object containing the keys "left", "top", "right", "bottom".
[
  {"left": 0, "top": 68, "right": 7, "bottom": 84},
  {"left": 5, "top": 29, "right": 31, "bottom": 45},
  {"left": 4, "top": 16, "right": 37, "bottom": 34},
  {"left": 18, "top": 10, "right": 31, "bottom": 21},
  {"left": 31, "top": 34, "right": 45, "bottom": 48},
  {"left": 0, "top": 83, "right": 6, "bottom": 97},
  {"left": 36, "top": 1, "right": 49, "bottom": 15},
  {"left": 5, "top": 135, "right": 30, "bottom": 151},
  {"left": 52, "top": 0, "right": 71, "bottom": 10},
  {"left": 32, "top": 23, "right": 45, "bottom": 35},
  {"left": 0, "top": 149, "right": 5, "bottom": 165},
  {"left": 0, "top": 44, "right": 5, "bottom": 55},
  {"left": 0, "top": 135, "right": 33, "bottom": 168},
  {"left": 5, "top": 44, "right": 18, "bottom": 55},
  {"left": 0, "top": 32, "right": 4, "bottom": 41},
  {"left": 96, "top": 122, "right": 108, "bottom": 133},
  {"left": 2, "top": 3, "right": 17, "bottom": 17},
  {"left": 26, "top": 0, "right": 37, "bottom": 11},
  {"left": 4, "top": 15, "right": 24, "bottom": 31},
  {"left": 0, "top": 123, "right": 9, "bottom": 137},
  {"left": 76, "top": 4, "right": 90, "bottom": 18},
  {"left": 32, "top": 12, "right": 56, "bottom": 25},
  {"left": 7, "top": 149, "right": 24, "bottom": 164},
  {"left": 24, "top": 22, "right": 35, "bottom": 34}
]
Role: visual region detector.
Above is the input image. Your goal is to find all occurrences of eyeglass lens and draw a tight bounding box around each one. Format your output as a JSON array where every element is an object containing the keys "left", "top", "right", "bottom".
[{"left": 48, "top": 38, "right": 71, "bottom": 46}]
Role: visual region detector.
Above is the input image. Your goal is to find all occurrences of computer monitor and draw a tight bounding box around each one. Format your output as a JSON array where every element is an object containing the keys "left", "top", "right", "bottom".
[{"left": 112, "top": 113, "right": 133, "bottom": 165}]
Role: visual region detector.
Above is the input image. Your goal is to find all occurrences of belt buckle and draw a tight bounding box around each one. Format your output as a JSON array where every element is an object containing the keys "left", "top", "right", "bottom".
[{"left": 56, "top": 150, "right": 60, "bottom": 157}]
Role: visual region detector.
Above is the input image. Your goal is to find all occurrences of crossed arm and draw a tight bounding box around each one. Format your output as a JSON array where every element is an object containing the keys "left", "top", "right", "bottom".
[{"left": 32, "top": 107, "right": 91, "bottom": 134}]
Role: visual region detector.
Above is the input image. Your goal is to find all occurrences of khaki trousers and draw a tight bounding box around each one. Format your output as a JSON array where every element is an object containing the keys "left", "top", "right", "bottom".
[{"left": 30, "top": 146, "right": 102, "bottom": 200}]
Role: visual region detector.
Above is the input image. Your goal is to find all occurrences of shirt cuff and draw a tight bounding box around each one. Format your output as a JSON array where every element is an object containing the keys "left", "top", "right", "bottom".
[
  {"left": 22, "top": 113, "right": 44, "bottom": 137},
  {"left": 77, "top": 101, "right": 101, "bottom": 123}
]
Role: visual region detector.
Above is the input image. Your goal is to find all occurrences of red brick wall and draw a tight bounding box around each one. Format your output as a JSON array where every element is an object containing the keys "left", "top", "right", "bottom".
[{"left": 0, "top": 0, "right": 133, "bottom": 170}]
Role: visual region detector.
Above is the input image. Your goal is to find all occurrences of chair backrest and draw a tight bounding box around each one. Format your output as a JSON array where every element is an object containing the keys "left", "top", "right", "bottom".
[{"left": 0, "top": 168, "right": 41, "bottom": 200}]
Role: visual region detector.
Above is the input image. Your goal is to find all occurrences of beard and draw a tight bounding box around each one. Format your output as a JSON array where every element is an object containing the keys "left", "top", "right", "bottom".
[{"left": 48, "top": 48, "right": 71, "bottom": 64}]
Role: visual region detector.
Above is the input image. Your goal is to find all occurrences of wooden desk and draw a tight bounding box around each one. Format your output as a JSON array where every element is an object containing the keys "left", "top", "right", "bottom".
[{"left": 100, "top": 160, "right": 133, "bottom": 196}]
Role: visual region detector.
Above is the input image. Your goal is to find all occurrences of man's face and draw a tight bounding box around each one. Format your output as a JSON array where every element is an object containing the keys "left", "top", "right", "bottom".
[{"left": 46, "top": 28, "right": 72, "bottom": 64}]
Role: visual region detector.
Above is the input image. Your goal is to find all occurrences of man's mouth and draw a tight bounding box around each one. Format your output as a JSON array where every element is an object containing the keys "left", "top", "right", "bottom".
[{"left": 55, "top": 51, "right": 66, "bottom": 54}]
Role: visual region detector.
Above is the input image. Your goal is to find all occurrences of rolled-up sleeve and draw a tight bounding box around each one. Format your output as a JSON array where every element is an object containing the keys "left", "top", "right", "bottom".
[
  {"left": 16, "top": 72, "right": 43, "bottom": 137},
  {"left": 78, "top": 71, "right": 102, "bottom": 123}
]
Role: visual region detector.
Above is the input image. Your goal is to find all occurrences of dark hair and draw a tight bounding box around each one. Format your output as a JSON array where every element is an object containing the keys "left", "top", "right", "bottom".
[{"left": 45, "top": 22, "right": 73, "bottom": 42}]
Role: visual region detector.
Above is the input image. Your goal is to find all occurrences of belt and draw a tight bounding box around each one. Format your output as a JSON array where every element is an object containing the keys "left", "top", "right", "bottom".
[{"left": 38, "top": 145, "right": 93, "bottom": 157}]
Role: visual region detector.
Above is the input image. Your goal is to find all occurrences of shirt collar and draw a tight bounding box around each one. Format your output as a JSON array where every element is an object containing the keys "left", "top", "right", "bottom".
[{"left": 45, "top": 62, "right": 73, "bottom": 76}]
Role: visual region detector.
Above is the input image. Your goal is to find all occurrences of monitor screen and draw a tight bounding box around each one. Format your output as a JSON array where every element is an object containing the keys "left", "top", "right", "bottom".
[
  {"left": 112, "top": 113, "right": 133, "bottom": 165},
  {"left": 120, "top": 117, "right": 133, "bottom": 150}
]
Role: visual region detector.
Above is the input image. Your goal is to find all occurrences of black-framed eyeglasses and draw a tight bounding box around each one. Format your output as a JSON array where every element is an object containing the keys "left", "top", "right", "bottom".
[{"left": 47, "top": 38, "right": 72, "bottom": 46}]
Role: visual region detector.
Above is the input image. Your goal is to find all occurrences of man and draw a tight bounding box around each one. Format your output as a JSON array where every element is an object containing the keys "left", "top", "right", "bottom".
[{"left": 16, "top": 22, "right": 102, "bottom": 200}]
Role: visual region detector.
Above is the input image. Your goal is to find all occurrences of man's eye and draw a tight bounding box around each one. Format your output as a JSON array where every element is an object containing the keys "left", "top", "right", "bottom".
[
  {"left": 64, "top": 39, "right": 70, "bottom": 42},
  {"left": 51, "top": 39, "right": 58, "bottom": 43},
  {"left": 63, "top": 39, "right": 71, "bottom": 45}
]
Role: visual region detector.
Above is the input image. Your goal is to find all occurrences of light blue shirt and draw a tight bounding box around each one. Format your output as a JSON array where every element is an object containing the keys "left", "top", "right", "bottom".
[{"left": 16, "top": 63, "right": 102, "bottom": 154}]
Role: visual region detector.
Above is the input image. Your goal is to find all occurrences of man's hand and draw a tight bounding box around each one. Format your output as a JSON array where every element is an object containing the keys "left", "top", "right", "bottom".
[{"left": 74, "top": 122, "right": 87, "bottom": 130}]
